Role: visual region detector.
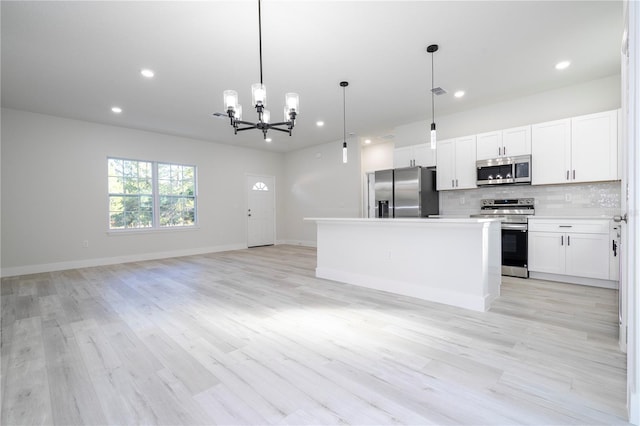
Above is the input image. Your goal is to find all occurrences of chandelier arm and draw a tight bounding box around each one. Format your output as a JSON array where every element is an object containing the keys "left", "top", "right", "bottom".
[
  {"left": 268, "top": 121, "right": 290, "bottom": 127},
  {"left": 268, "top": 126, "right": 291, "bottom": 134},
  {"left": 235, "top": 125, "right": 260, "bottom": 132}
]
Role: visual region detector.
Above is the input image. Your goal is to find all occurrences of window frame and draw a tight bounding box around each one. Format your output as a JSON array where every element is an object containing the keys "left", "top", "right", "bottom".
[{"left": 107, "top": 157, "right": 198, "bottom": 232}]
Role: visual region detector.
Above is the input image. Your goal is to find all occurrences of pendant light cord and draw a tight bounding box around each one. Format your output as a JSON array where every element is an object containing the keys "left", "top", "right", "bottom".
[
  {"left": 343, "top": 86, "right": 347, "bottom": 143},
  {"left": 258, "top": 0, "right": 263, "bottom": 85},
  {"left": 431, "top": 51, "right": 435, "bottom": 123}
]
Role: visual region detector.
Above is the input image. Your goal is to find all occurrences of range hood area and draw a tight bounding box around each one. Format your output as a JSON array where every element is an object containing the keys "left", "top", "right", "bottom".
[{"left": 374, "top": 166, "right": 439, "bottom": 218}]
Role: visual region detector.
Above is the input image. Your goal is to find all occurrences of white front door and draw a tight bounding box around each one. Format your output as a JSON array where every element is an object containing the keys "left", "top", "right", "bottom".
[{"left": 247, "top": 175, "right": 275, "bottom": 247}]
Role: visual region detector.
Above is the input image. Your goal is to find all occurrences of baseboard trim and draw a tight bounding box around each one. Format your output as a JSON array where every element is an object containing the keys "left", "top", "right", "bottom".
[
  {"left": 0, "top": 243, "right": 246, "bottom": 278},
  {"left": 276, "top": 239, "right": 317, "bottom": 247},
  {"left": 631, "top": 391, "right": 639, "bottom": 425},
  {"left": 529, "top": 271, "right": 619, "bottom": 289}
]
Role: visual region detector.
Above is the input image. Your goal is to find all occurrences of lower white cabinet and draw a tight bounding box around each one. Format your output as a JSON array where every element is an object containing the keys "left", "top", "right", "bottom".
[{"left": 528, "top": 218, "right": 614, "bottom": 283}]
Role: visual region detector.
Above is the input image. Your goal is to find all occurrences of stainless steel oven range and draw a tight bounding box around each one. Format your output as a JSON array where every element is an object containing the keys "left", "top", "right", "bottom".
[{"left": 472, "top": 198, "right": 535, "bottom": 278}]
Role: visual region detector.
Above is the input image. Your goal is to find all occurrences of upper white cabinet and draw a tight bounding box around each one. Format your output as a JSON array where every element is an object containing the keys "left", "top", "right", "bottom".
[
  {"left": 531, "top": 119, "right": 571, "bottom": 185},
  {"left": 476, "top": 126, "right": 531, "bottom": 160},
  {"left": 532, "top": 110, "right": 618, "bottom": 185},
  {"left": 393, "top": 144, "right": 435, "bottom": 168},
  {"left": 436, "top": 136, "right": 477, "bottom": 190},
  {"left": 571, "top": 110, "right": 618, "bottom": 183}
]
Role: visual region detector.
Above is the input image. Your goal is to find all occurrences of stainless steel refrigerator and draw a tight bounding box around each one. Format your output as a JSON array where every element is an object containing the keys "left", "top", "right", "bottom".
[{"left": 374, "top": 167, "right": 438, "bottom": 218}]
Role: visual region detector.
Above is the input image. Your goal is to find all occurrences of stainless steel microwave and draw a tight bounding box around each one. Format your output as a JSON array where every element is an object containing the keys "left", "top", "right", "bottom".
[{"left": 476, "top": 154, "right": 532, "bottom": 186}]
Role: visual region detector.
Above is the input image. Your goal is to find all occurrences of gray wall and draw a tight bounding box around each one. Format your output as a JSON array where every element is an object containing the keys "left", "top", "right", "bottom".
[{"left": 1, "top": 108, "right": 286, "bottom": 275}]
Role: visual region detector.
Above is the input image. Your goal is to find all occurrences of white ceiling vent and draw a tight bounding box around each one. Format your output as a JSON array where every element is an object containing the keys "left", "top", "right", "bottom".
[{"left": 431, "top": 87, "right": 447, "bottom": 96}]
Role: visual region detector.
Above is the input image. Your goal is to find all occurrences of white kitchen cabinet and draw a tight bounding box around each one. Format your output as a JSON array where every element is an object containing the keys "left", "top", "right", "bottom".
[
  {"left": 528, "top": 218, "right": 612, "bottom": 282},
  {"left": 436, "top": 136, "right": 477, "bottom": 190},
  {"left": 476, "top": 126, "right": 531, "bottom": 161},
  {"left": 571, "top": 110, "right": 618, "bottom": 183},
  {"left": 532, "top": 110, "right": 618, "bottom": 185},
  {"left": 393, "top": 144, "right": 435, "bottom": 168},
  {"left": 531, "top": 118, "right": 571, "bottom": 185}
]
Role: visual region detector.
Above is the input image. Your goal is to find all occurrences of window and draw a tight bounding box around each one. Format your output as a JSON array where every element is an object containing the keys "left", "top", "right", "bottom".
[
  {"left": 252, "top": 181, "right": 269, "bottom": 191},
  {"left": 108, "top": 158, "right": 197, "bottom": 230}
]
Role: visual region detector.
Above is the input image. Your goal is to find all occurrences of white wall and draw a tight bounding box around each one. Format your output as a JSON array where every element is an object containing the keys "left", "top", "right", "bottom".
[
  {"left": 394, "top": 74, "right": 621, "bottom": 148},
  {"left": 281, "top": 138, "right": 361, "bottom": 246},
  {"left": 361, "top": 142, "right": 394, "bottom": 173},
  {"left": 0, "top": 108, "right": 285, "bottom": 275}
]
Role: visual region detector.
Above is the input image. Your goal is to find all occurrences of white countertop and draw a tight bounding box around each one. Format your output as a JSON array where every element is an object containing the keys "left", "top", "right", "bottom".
[
  {"left": 305, "top": 217, "right": 501, "bottom": 224},
  {"left": 529, "top": 216, "right": 615, "bottom": 220}
]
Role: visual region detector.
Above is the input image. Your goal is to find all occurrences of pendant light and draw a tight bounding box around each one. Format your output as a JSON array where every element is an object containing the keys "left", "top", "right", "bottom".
[
  {"left": 427, "top": 44, "right": 439, "bottom": 149},
  {"left": 340, "top": 81, "right": 349, "bottom": 163}
]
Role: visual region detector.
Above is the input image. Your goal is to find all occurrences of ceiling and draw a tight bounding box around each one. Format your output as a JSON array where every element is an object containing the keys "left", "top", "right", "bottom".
[{"left": 1, "top": 1, "right": 623, "bottom": 153}]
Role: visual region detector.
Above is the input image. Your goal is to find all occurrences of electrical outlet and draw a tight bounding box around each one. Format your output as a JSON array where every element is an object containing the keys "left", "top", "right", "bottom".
[{"left": 82, "top": 240, "right": 89, "bottom": 248}]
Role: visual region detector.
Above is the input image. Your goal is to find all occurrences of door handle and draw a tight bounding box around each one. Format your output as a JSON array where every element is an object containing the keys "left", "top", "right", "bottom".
[
  {"left": 561, "top": 235, "right": 563, "bottom": 245},
  {"left": 573, "top": 170, "right": 576, "bottom": 180},
  {"left": 613, "top": 239, "right": 618, "bottom": 256},
  {"left": 567, "top": 235, "right": 570, "bottom": 246}
]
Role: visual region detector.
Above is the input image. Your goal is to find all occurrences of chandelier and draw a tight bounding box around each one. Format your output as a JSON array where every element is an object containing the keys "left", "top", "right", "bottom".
[{"left": 221, "top": 0, "right": 299, "bottom": 140}]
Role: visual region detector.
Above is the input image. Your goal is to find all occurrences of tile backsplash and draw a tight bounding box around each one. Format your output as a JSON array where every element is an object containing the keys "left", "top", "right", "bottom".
[{"left": 439, "top": 181, "right": 621, "bottom": 217}]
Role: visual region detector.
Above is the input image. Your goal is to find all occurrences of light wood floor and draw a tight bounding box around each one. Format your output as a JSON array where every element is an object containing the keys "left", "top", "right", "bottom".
[{"left": 1, "top": 245, "right": 629, "bottom": 425}]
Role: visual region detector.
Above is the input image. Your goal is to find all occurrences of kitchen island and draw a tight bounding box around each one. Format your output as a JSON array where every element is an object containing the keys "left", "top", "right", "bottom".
[{"left": 305, "top": 217, "right": 502, "bottom": 312}]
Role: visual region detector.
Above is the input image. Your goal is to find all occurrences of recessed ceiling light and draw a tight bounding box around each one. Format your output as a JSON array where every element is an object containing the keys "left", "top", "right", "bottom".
[
  {"left": 454, "top": 90, "right": 465, "bottom": 98},
  {"left": 316, "top": 121, "right": 324, "bottom": 127},
  {"left": 364, "top": 139, "right": 371, "bottom": 144},
  {"left": 555, "top": 61, "right": 571, "bottom": 70},
  {"left": 111, "top": 106, "right": 122, "bottom": 113},
  {"left": 140, "top": 69, "right": 155, "bottom": 78},
  {"left": 265, "top": 138, "right": 272, "bottom": 143}
]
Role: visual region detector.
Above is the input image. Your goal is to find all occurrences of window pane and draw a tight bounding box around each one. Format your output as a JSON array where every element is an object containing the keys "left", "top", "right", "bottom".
[
  {"left": 108, "top": 158, "right": 123, "bottom": 176},
  {"left": 158, "top": 179, "right": 171, "bottom": 195},
  {"left": 109, "top": 211, "right": 125, "bottom": 229},
  {"left": 108, "top": 176, "right": 124, "bottom": 193},
  {"left": 139, "top": 178, "right": 152, "bottom": 194},
  {"left": 109, "top": 196, "right": 124, "bottom": 212},
  {"left": 158, "top": 164, "right": 170, "bottom": 180}
]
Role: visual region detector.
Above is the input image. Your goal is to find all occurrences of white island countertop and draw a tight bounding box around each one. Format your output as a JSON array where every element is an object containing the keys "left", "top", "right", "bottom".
[
  {"left": 306, "top": 217, "right": 501, "bottom": 224},
  {"left": 305, "top": 217, "right": 502, "bottom": 312}
]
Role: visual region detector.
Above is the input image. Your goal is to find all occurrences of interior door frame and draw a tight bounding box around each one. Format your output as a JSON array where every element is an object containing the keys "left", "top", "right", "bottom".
[
  {"left": 623, "top": 0, "right": 639, "bottom": 423},
  {"left": 246, "top": 173, "right": 276, "bottom": 248}
]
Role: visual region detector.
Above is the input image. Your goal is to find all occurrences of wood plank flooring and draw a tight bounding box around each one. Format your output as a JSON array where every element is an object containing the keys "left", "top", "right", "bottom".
[{"left": 1, "top": 245, "right": 629, "bottom": 425}]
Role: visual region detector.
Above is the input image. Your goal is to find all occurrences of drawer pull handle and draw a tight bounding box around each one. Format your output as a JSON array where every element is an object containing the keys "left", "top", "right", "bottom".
[{"left": 559, "top": 225, "right": 572, "bottom": 228}]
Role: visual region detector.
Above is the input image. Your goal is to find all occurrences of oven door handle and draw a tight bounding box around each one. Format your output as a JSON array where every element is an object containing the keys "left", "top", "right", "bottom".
[{"left": 501, "top": 223, "right": 528, "bottom": 231}]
